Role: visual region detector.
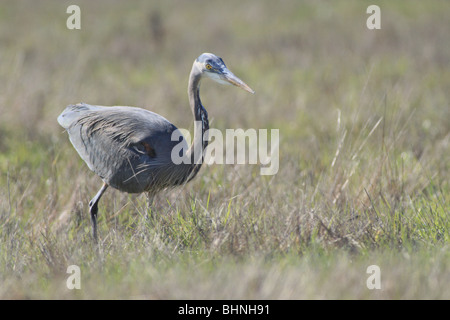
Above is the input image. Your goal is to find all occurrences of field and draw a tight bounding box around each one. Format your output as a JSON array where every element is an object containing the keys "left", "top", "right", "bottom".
[{"left": 0, "top": 0, "right": 448, "bottom": 299}]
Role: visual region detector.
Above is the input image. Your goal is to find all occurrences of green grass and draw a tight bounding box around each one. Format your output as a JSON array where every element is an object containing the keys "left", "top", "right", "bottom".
[{"left": 0, "top": 0, "right": 449, "bottom": 299}]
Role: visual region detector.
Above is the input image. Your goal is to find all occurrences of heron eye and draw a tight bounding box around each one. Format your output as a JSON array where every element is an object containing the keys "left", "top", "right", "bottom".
[{"left": 206, "top": 64, "right": 212, "bottom": 70}]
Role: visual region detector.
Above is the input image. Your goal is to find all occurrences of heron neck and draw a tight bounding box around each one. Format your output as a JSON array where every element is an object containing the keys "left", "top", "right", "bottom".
[
  {"left": 185, "top": 65, "right": 209, "bottom": 180},
  {"left": 188, "top": 69, "right": 202, "bottom": 120}
]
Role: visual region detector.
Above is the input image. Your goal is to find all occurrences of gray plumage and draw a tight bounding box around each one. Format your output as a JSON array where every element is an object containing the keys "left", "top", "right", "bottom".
[
  {"left": 58, "top": 53, "right": 254, "bottom": 241},
  {"left": 58, "top": 104, "right": 189, "bottom": 193}
]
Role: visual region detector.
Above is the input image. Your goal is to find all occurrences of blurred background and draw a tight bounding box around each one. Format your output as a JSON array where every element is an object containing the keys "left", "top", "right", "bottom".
[
  {"left": 1, "top": 1, "right": 448, "bottom": 138},
  {"left": 0, "top": 0, "right": 448, "bottom": 299}
]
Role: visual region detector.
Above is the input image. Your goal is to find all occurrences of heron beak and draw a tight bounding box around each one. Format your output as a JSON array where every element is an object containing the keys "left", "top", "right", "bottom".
[{"left": 221, "top": 70, "right": 255, "bottom": 94}]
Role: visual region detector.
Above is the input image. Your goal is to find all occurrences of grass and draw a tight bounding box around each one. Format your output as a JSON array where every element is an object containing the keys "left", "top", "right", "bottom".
[{"left": 0, "top": 0, "right": 449, "bottom": 299}]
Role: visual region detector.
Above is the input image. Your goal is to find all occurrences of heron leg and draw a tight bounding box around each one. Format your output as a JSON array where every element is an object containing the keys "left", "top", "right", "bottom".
[{"left": 89, "top": 182, "right": 108, "bottom": 242}]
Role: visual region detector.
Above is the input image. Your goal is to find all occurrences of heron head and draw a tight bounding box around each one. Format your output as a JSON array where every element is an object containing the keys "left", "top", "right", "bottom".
[{"left": 195, "top": 53, "right": 255, "bottom": 94}]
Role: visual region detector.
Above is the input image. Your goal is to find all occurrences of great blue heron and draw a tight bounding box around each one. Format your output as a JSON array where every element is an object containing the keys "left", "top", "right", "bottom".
[{"left": 58, "top": 53, "right": 254, "bottom": 241}]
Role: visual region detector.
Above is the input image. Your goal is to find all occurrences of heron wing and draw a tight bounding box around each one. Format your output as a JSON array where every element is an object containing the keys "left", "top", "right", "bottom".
[{"left": 58, "top": 103, "right": 184, "bottom": 192}]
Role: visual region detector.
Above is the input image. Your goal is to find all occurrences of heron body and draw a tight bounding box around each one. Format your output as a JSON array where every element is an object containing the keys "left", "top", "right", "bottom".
[
  {"left": 58, "top": 53, "right": 254, "bottom": 241},
  {"left": 58, "top": 104, "right": 191, "bottom": 193}
]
